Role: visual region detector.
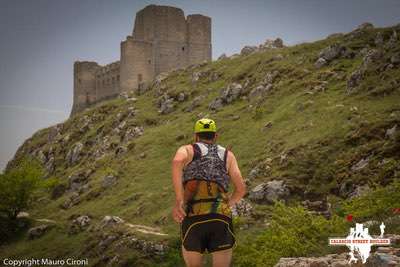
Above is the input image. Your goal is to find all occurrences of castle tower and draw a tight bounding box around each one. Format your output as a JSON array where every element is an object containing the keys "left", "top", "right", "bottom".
[
  {"left": 71, "top": 5, "right": 212, "bottom": 115},
  {"left": 71, "top": 61, "right": 100, "bottom": 115}
]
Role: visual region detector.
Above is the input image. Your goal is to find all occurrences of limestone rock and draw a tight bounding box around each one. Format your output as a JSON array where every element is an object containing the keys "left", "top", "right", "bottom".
[
  {"left": 208, "top": 98, "right": 224, "bottom": 111},
  {"left": 218, "top": 53, "right": 227, "bottom": 60},
  {"left": 159, "top": 98, "right": 175, "bottom": 114},
  {"left": 241, "top": 46, "right": 258, "bottom": 55},
  {"left": 385, "top": 124, "right": 397, "bottom": 139},
  {"left": 319, "top": 44, "right": 346, "bottom": 62},
  {"left": 233, "top": 199, "right": 253, "bottom": 217},
  {"left": 351, "top": 158, "right": 369, "bottom": 171},
  {"left": 186, "top": 95, "right": 205, "bottom": 112},
  {"left": 66, "top": 142, "right": 84, "bottom": 166},
  {"left": 249, "top": 180, "right": 289, "bottom": 204},
  {"left": 249, "top": 84, "right": 273, "bottom": 100},
  {"left": 101, "top": 215, "right": 124, "bottom": 228},
  {"left": 28, "top": 224, "right": 53, "bottom": 240},
  {"left": 261, "top": 38, "right": 285, "bottom": 49},
  {"left": 220, "top": 82, "right": 243, "bottom": 104},
  {"left": 102, "top": 174, "right": 117, "bottom": 188},
  {"left": 315, "top": 57, "right": 328, "bottom": 69},
  {"left": 51, "top": 183, "right": 66, "bottom": 199}
]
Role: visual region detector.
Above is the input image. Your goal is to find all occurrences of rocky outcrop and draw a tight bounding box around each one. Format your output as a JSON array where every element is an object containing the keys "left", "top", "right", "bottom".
[
  {"left": 274, "top": 247, "right": 400, "bottom": 267},
  {"left": 315, "top": 44, "right": 346, "bottom": 68},
  {"left": 28, "top": 224, "right": 54, "bottom": 240},
  {"left": 208, "top": 82, "right": 243, "bottom": 110},
  {"left": 249, "top": 180, "right": 290, "bottom": 204}
]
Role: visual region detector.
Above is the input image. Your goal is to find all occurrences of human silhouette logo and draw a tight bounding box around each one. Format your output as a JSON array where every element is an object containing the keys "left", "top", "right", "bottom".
[{"left": 329, "top": 222, "right": 391, "bottom": 264}]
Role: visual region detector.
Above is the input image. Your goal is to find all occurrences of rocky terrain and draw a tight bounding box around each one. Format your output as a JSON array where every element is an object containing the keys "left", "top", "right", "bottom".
[{"left": 2, "top": 22, "right": 400, "bottom": 266}]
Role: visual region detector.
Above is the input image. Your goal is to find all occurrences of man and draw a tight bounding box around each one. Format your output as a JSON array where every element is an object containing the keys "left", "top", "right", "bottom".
[{"left": 172, "top": 118, "right": 247, "bottom": 267}]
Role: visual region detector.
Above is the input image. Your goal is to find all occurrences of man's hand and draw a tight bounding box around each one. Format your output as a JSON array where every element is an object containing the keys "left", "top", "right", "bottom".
[{"left": 172, "top": 200, "right": 186, "bottom": 223}]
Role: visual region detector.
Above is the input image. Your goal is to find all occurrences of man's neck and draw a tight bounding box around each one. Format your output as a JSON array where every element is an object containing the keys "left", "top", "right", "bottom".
[{"left": 198, "top": 139, "right": 214, "bottom": 144}]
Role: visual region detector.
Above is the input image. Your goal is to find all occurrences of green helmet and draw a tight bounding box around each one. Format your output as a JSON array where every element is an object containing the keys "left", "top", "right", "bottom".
[{"left": 194, "top": 118, "right": 217, "bottom": 133}]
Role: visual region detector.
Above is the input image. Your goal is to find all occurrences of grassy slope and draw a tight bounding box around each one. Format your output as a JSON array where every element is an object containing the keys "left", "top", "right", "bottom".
[{"left": 1, "top": 25, "right": 400, "bottom": 266}]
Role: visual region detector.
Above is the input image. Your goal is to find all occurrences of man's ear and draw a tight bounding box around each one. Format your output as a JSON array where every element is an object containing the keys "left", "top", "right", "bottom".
[{"left": 214, "top": 133, "right": 218, "bottom": 142}]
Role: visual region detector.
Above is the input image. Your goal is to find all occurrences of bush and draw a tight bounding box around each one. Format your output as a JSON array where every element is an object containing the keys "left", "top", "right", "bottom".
[
  {"left": 0, "top": 158, "right": 44, "bottom": 220},
  {"left": 342, "top": 180, "right": 400, "bottom": 221},
  {"left": 234, "top": 202, "right": 348, "bottom": 267}
]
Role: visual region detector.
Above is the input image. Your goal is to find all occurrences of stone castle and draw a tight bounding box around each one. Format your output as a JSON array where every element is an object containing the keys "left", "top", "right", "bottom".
[{"left": 71, "top": 5, "right": 211, "bottom": 115}]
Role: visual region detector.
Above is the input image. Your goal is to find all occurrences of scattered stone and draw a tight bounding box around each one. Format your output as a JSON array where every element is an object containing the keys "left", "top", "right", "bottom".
[
  {"left": 315, "top": 57, "right": 328, "bottom": 68},
  {"left": 220, "top": 82, "right": 243, "bottom": 104},
  {"left": 261, "top": 38, "right": 284, "bottom": 49},
  {"left": 61, "top": 192, "right": 81, "bottom": 209},
  {"left": 319, "top": 43, "right": 346, "bottom": 62},
  {"left": 375, "top": 31, "right": 384, "bottom": 46},
  {"left": 139, "top": 152, "right": 146, "bottom": 159},
  {"left": 208, "top": 98, "right": 224, "bottom": 111},
  {"left": 159, "top": 97, "right": 175, "bottom": 114},
  {"left": 186, "top": 95, "right": 206, "bottom": 112},
  {"left": 249, "top": 180, "right": 289, "bottom": 204},
  {"left": 99, "top": 234, "right": 118, "bottom": 251},
  {"left": 48, "top": 124, "right": 62, "bottom": 142},
  {"left": 248, "top": 166, "right": 262, "bottom": 180},
  {"left": 347, "top": 69, "right": 364, "bottom": 93},
  {"left": 231, "top": 115, "right": 240, "bottom": 120},
  {"left": 232, "top": 199, "right": 253, "bottom": 217},
  {"left": 28, "top": 224, "right": 53, "bottom": 240},
  {"left": 66, "top": 142, "right": 83, "bottom": 166},
  {"left": 101, "top": 215, "right": 124, "bottom": 228},
  {"left": 349, "top": 184, "right": 370, "bottom": 199},
  {"left": 177, "top": 92, "right": 186, "bottom": 102},
  {"left": 249, "top": 84, "right": 273, "bottom": 101},
  {"left": 241, "top": 45, "right": 258, "bottom": 55},
  {"left": 391, "top": 54, "right": 400, "bottom": 65},
  {"left": 102, "top": 174, "right": 117, "bottom": 188},
  {"left": 385, "top": 124, "right": 397, "bottom": 139},
  {"left": 351, "top": 157, "right": 369, "bottom": 171},
  {"left": 218, "top": 53, "right": 227, "bottom": 60}
]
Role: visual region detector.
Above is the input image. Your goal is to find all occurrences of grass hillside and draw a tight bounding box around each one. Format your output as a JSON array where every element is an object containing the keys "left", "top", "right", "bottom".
[{"left": 2, "top": 23, "right": 400, "bottom": 266}]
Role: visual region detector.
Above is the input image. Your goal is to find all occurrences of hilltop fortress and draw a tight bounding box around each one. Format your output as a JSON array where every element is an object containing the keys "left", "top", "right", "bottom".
[{"left": 71, "top": 5, "right": 211, "bottom": 115}]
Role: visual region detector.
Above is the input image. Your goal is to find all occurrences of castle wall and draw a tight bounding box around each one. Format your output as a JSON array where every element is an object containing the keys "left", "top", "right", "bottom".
[
  {"left": 71, "top": 61, "right": 100, "bottom": 115},
  {"left": 95, "top": 61, "right": 120, "bottom": 100},
  {"left": 186, "top": 14, "right": 212, "bottom": 66},
  {"left": 120, "top": 36, "right": 154, "bottom": 92}
]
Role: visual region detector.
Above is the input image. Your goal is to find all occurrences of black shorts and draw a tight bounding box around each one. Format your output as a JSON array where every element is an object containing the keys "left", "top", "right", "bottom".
[{"left": 181, "top": 213, "right": 235, "bottom": 254}]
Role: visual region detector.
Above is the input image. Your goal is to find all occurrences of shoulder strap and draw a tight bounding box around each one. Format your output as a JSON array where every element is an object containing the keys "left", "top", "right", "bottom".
[
  {"left": 223, "top": 146, "right": 229, "bottom": 170},
  {"left": 192, "top": 143, "right": 201, "bottom": 161}
]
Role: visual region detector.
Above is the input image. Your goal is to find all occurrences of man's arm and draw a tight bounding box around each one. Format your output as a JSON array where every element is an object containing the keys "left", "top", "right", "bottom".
[
  {"left": 227, "top": 151, "right": 247, "bottom": 207},
  {"left": 171, "top": 145, "right": 188, "bottom": 223}
]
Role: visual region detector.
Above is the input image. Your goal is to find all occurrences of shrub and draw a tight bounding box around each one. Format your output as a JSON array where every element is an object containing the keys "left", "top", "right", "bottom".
[
  {"left": 0, "top": 158, "right": 44, "bottom": 220},
  {"left": 234, "top": 202, "right": 348, "bottom": 267}
]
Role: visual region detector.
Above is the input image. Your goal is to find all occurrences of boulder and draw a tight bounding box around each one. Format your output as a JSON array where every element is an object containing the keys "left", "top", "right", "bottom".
[
  {"left": 208, "top": 98, "right": 224, "bottom": 111},
  {"left": 101, "top": 215, "right": 124, "bottom": 228},
  {"left": 28, "top": 224, "right": 53, "bottom": 240},
  {"left": 351, "top": 158, "right": 369, "bottom": 171},
  {"left": 220, "top": 82, "right": 243, "bottom": 104},
  {"left": 102, "top": 174, "right": 117, "bottom": 188},
  {"left": 261, "top": 38, "right": 285, "bottom": 49},
  {"left": 375, "top": 32, "right": 384, "bottom": 46},
  {"left": 186, "top": 95, "right": 205, "bottom": 112},
  {"left": 73, "top": 215, "right": 91, "bottom": 228},
  {"left": 241, "top": 46, "right": 258, "bottom": 55},
  {"left": 318, "top": 44, "right": 346, "bottom": 62},
  {"left": 314, "top": 57, "right": 328, "bottom": 69},
  {"left": 218, "top": 53, "right": 227, "bottom": 60},
  {"left": 248, "top": 84, "right": 272, "bottom": 101},
  {"left": 249, "top": 180, "right": 289, "bottom": 204},
  {"left": 159, "top": 98, "right": 175, "bottom": 114},
  {"left": 66, "top": 142, "right": 83, "bottom": 166},
  {"left": 347, "top": 69, "right": 364, "bottom": 93},
  {"left": 233, "top": 199, "right": 253, "bottom": 217},
  {"left": 385, "top": 124, "right": 397, "bottom": 139}
]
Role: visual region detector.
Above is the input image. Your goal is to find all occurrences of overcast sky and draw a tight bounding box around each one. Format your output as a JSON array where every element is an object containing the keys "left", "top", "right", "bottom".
[{"left": 1, "top": 0, "right": 400, "bottom": 171}]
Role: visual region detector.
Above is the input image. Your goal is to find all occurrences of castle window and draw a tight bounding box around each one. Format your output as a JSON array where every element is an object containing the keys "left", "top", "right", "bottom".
[
  {"left": 138, "top": 74, "right": 143, "bottom": 82},
  {"left": 148, "top": 60, "right": 151, "bottom": 64},
  {"left": 78, "top": 79, "right": 81, "bottom": 84},
  {"left": 182, "top": 47, "right": 185, "bottom": 51},
  {"left": 117, "top": 75, "right": 120, "bottom": 81}
]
